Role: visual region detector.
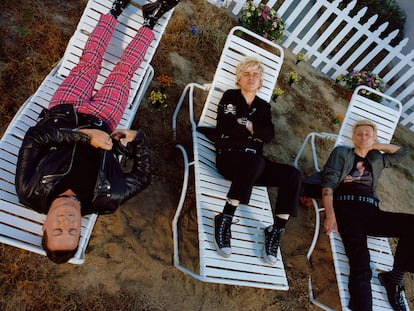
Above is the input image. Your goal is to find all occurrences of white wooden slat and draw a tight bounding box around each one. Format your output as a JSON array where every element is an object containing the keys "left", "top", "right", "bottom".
[
  {"left": 1, "top": 210, "right": 43, "bottom": 236},
  {"left": 0, "top": 223, "right": 42, "bottom": 246},
  {"left": 0, "top": 158, "right": 16, "bottom": 175},
  {"left": 204, "top": 265, "right": 286, "bottom": 285},
  {"left": 0, "top": 195, "right": 41, "bottom": 218}
]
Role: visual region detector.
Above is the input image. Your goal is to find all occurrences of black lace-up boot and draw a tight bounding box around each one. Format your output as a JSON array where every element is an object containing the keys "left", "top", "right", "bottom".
[
  {"left": 213, "top": 213, "right": 232, "bottom": 257},
  {"left": 379, "top": 272, "right": 408, "bottom": 311},
  {"left": 263, "top": 225, "right": 285, "bottom": 265},
  {"left": 110, "top": 0, "right": 131, "bottom": 18},
  {"left": 142, "top": 0, "right": 180, "bottom": 29}
]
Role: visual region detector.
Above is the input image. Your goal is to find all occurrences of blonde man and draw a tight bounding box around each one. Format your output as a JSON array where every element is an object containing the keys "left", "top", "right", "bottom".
[
  {"left": 322, "top": 119, "right": 413, "bottom": 311},
  {"left": 213, "top": 57, "right": 302, "bottom": 265}
]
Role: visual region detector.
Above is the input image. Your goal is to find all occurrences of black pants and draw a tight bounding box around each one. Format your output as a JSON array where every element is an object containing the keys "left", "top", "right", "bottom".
[
  {"left": 216, "top": 151, "right": 302, "bottom": 217},
  {"left": 334, "top": 200, "right": 414, "bottom": 311}
]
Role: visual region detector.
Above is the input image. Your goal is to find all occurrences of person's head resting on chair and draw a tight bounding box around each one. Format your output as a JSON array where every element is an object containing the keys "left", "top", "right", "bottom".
[
  {"left": 352, "top": 119, "right": 378, "bottom": 150},
  {"left": 42, "top": 193, "right": 82, "bottom": 264},
  {"left": 235, "top": 57, "right": 264, "bottom": 93}
]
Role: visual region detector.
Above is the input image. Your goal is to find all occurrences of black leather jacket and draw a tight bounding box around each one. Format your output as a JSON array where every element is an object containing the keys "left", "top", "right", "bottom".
[{"left": 15, "top": 104, "right": 151, "bottom": 216}]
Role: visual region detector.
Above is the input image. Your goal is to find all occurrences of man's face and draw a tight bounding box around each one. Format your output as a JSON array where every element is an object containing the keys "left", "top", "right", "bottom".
[
  {"left": 42, "top": 197, "right": 82, "bottom": 251},
  {"left": 352, "top": 125, "right": 377, "bottom": 150},
  {"left": 238, "top": 66, "right": 262, "bottom": 92}
]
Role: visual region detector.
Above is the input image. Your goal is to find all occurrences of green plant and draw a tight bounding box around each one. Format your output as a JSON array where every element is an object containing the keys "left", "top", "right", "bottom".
[
  {"left": 148, "top": 74, "right": 173, "bottom": 110},
  {"left": 296, "top": 52, "right": 307, "bottom": 64},
  {"left": 148, "top": 90, "right": 167, "bottom": 110},
  {"left": 287, "top": 71, "right": 298, "bottom": 85},
  {"left": 340, "top": 70, "right": 385, "bottom": 101},
  {"left": 332, "top": 114, "right": 344, "bottom": 125},
  {"left": 239, "top": 0, "right": 284, "bottom": 42},
  {"left": 271, "top": 87, "right": 284, "bottom": 101}
]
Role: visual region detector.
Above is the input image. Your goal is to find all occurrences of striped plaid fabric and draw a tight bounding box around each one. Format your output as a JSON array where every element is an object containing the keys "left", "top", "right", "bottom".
[{"left": 49, "top": 14, "right": 154, "bottom": 131}]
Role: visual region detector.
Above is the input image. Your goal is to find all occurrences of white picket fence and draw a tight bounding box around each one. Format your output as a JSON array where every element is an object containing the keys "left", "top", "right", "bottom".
[{"left": 209, "top": 0, "right": 414, "bottom": 131}]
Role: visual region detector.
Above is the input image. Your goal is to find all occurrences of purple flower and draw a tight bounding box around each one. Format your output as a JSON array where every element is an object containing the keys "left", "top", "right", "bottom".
[{"left": 190, "top": 25, "right": 199, "bottom": 35}]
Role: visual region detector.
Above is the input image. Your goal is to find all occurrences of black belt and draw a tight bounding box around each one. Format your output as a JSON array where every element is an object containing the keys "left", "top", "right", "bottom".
[
  {"left": 78, "top": 113, "right": 109, "bottom": 132},
  {"left": 218, "top": 148, "right": 257, "bottom": 155},
  {"left": 335, "top": 195, "right": 379, "bottom": 207}
]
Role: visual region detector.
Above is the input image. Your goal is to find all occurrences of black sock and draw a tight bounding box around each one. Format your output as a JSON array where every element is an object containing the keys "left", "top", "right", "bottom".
[
  {"left": 388, "top": 268, "right": 405, "bottom": 286},
  {"left": 274, "top": 216, "right": 287, "bottom": 229},
  {"left": 223, "top": 202, "right": 237, "bottom": 217}
]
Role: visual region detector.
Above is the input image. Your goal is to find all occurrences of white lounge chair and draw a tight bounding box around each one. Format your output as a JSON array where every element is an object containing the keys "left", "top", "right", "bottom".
[
  {"left": 172, "top": 26, "right": 288, "bottom": 290},
  {"left": 294, "top": 85, "right": 410, "bottom": 310},
  {"left": 0, "top": 0, "right": 174, "bottom": 264}
]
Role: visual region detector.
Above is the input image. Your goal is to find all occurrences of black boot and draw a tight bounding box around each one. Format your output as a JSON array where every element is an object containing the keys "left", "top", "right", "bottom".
[
  {"left": 378, "top": 272, "right": 408, "bottom": 311},
  {"left": 213, "top": 213, "right": 232, "bottom": 257},
  {"left": 142, "top": 0, "right": 180, "bottom": 29},
  {"left": 263, "top": 225, "right": 285, "bottom": 265},
  {"left": 110, "top": 0, "right": 131, "bottom": 18}
]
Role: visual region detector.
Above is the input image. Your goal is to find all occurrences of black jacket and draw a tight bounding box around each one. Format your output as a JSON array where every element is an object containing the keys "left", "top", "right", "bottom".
[
  {"left": 215, "top": 89, "right": 275, "bottom": 153},
  {"left": 15, "top": 104, "right": 151, "bottom": 216}
]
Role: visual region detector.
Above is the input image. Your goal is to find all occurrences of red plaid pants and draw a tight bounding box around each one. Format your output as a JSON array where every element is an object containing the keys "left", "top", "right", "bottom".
[{"left": 49, "top": 14, "right": 154, "bottom": 131}]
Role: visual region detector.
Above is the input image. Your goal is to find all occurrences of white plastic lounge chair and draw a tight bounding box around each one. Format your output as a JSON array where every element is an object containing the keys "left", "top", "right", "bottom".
[
  {"left": 294, "top": 85, "right": 410, "bottom": 310},
  {"left": 0, "top": 0, "right": 174, "bottom": 264},
  {"left": 171, "top": 26, "right": 288, "bottom": 290}
]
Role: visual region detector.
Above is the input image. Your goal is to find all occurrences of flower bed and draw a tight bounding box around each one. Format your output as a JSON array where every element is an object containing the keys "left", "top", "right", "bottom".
[
  {"left": 339, "top": 70, "right": 385, "bottom": 102},
  {"left": 239, "top": 0, "right": 284, "bottom": 42}
]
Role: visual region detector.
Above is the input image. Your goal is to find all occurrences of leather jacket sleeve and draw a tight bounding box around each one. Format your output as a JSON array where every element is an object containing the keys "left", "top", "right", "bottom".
[{"left": 118, "top": 133, "right": 151, "bottom": 203}]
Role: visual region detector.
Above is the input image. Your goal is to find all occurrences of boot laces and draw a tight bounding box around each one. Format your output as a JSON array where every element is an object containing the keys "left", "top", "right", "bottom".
[
  {"left": 267, "top": 228, "right": 281, "bottom": 254},
  {"left": 218, "top": 216, "right": 232, "bottom": 246}
]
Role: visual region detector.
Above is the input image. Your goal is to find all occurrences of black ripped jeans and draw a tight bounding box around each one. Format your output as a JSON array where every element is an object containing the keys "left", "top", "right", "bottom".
[{"left": 216, "top": 151, "right": 302, "bottom": 218}]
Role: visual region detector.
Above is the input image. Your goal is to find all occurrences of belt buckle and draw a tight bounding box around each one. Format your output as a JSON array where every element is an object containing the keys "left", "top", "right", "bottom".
[
  {"left": 94, "top": 119, "right": 103, "bottom": 126},
  {"left": 245, "top": 148, "right": 256, "bottom": 154}
]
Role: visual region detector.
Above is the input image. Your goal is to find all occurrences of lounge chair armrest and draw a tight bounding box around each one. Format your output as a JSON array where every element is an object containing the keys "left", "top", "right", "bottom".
[
  {"left": 172, "top": 83, "right": 211, "bottom": 140},
  {"left": 293, "top": 132, "right": 338, "bottom": 171}
]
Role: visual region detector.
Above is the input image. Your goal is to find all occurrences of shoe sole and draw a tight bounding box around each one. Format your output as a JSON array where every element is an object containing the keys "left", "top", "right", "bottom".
[{"left": 262, "top": 246, "right": 277, "bottom": 265}]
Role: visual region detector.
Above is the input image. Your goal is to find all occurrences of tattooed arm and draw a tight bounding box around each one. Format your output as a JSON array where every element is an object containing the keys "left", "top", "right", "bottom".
[{"left": 322, "top": 187, "right": 338, "bottom": 234}]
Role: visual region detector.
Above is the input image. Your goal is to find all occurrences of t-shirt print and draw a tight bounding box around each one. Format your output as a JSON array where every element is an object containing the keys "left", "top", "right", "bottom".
[{"left": 343, "top": 157, "right": 373, "bottom": 187}]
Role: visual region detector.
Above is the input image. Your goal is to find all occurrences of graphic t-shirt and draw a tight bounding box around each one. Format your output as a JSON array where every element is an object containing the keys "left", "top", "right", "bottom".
[{"left": 334, "top": 154, "right": 375, "bottom": 198}]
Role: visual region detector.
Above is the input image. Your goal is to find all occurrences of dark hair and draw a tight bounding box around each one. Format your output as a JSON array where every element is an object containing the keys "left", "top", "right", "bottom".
[{"left": 41, "top": 231, "right": 79, "bottom": 264}]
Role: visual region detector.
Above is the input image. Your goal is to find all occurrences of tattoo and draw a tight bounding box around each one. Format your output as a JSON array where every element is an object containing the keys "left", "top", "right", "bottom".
[{"left": 322, "top": 188, "right": 333, "bottom": 198}]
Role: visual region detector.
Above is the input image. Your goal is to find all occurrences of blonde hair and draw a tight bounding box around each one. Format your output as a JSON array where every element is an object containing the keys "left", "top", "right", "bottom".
[
  {"left": 352, "top": 119, "right": 378, "bottom": 136},
  {"left": 235, "top": 57, "right": 264, "bottom": 88}
]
